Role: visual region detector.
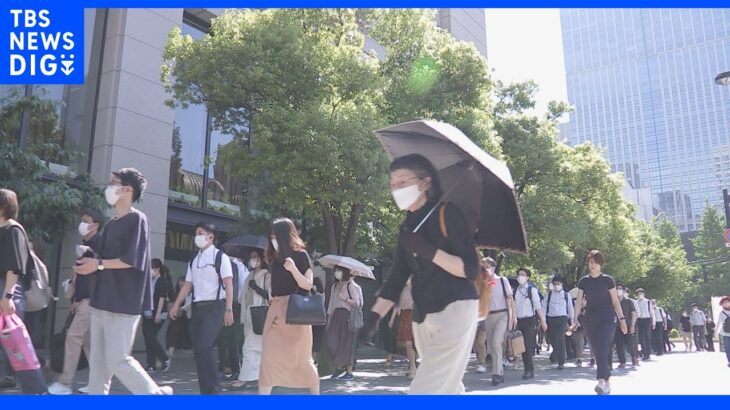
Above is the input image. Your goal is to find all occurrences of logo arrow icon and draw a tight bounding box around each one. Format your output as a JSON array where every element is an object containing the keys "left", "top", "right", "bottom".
[{"left": 61, "top": 60, "right": 74, "bottom": 76}]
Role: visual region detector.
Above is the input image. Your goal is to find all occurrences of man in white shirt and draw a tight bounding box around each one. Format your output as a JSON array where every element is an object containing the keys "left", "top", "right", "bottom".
[
  {"left": 542, "top": 275, "right": 574, "bottom": 370},
  {"left": 480, "top": 257, "right": 515, "bottom": 385},
  {"left": 689, "top": 303, "right": 707, "bottom": 352},
  {"left": 634, "top": 288, "right": 655, "bottom": 360},
  {"left": 514, "top": 268, "right": 547, "bottom": 380},
  {"left": 169, "top": 222, "right": 235, "bottom": 395},
  {"left": 651, "top": 299, "right": 667, "bottom": 356}
]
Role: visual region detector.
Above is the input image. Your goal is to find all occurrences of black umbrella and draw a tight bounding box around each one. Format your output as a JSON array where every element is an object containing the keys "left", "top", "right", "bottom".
[
  {"left": 222, "top": 234, "right": 268, "bottom": 258},
  {"left": 375, "top": 120, "right": 528, "bottom": 253}
]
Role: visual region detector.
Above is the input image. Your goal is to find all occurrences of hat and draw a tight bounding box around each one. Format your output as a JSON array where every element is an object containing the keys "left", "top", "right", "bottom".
[
  {"left": 720, "top": 296, "right": 730, "bottom": 305},
  {"left": 551, "top": 275, "right": 563, "bottom": 283},
  {"left": 690, "top": 303, "right": 698, "bottom": 308},
  {"left": 635, "top": 288, "right": 645, "bottom": 293}
]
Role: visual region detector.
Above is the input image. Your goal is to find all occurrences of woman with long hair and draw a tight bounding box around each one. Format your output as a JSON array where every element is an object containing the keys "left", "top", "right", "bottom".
[
  {"left": 571, "top": 250, "right": 627, "bottom": 395},
  {"left": 142, "top": 258, "right": 173, "bottom": 372},
  {"left": 258, "top": 218, "right": 319, "bottom": 395},
  {"left": 325, "top": 266, "right": 363, "bottom": 381},
  {"left": 360, "top": 154, "right": 480, "bottom": 394},
  {"left": 232, "top": 249, "right": 271, "bottom": 389}
]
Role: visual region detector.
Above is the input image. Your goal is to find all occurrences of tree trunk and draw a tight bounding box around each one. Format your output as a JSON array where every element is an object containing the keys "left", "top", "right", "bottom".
[
  {"left": 342, "top": 204, "right": 364, "bottom": 256},
  {"left": 320, "top": 202, "right": 338, "bottom": 254}
]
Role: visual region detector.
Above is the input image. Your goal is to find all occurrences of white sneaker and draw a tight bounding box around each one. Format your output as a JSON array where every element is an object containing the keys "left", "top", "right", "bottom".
[
  {"left": 48, "top": 382, "right": 73, "bottom": 395},
  {"left": 159, "top": 386, "right": 174, "bottom": 395},
  {"left": 477, "top": 365, "right": 487, "bottom": 373},
  {"left": 77, "top": 385, "right": 90, "bottom": 394},
  {"left": 603, "top": 382, "right": 611, "bottom": 395},
  {"left": 503, "top": 360, "right": 514, "bottom": 368}
]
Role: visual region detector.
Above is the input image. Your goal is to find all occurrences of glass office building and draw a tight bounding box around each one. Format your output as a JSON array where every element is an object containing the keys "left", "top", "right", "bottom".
[{"left": 561, "top": 9, "right": 730, "bottom": 231}]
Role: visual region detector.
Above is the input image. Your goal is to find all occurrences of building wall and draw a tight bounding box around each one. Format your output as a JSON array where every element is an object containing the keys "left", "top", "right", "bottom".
[
  {"left": 561, "top": 9, "right": 730, "bottom": 232},
  {"left": 437, "top": 8, "right": 488, "bottom": 58}
]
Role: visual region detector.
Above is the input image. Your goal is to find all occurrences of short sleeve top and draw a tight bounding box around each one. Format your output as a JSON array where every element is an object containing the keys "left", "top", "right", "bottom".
[
  {"left": 270, "top": 250, "right": 312, "bottom": 297},
  {"left": 577, "top": 273, "right": 616, "bottom": 318}
]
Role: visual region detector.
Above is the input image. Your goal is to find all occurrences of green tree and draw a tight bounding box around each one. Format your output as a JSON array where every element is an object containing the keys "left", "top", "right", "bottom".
[{"left": 691, "top": 205, "right": 730, "bottom": 305}]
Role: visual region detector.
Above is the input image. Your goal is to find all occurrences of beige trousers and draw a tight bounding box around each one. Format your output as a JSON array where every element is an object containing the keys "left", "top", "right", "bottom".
[
  {"left": 410, "top": 299, "right": 478, "bottom": 395},
  {"left": 484, "top": 310, "right": 509, "bottom": 376},
  {"left": 88, "top": 308, "right": 163, "bottom": 395},
  {"left": 59, "top": 299, "right": 92, "bottom": 385}
]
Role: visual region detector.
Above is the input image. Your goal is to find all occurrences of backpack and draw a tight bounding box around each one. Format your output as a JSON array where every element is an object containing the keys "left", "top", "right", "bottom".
[
  {"left": 514, "top": 284, "right": 539, "bottom": 313},
  {"left": 188, "top": 249, "right": 230, "bottom": 301},
  {"left": 8, "top": 222, "right": 55, "bottom": 312},
  {"left": 722, "top": 311, "right": 730, "bottom": 334},
  {"left": 546, "top": 289, "right": 569, "bottom": 316}
]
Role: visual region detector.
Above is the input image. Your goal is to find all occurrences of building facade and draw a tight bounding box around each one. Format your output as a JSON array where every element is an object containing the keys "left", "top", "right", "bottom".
[
  {"left": 561, "top": 9, "right": 730, "bottom": 232},
  {"left": 0, "top": 8, "right": 487, "bottom": 347}
]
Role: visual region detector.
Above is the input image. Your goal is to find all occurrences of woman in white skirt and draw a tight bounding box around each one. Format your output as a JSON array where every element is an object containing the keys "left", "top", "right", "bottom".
[{"left": 232, "top": 249, "right": 270, "bottom": 389}]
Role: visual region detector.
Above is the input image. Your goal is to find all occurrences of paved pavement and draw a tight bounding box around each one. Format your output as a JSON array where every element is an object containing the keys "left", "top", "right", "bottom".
[{"left": 2, "top": 343, "right": 727, "bottom": 395}]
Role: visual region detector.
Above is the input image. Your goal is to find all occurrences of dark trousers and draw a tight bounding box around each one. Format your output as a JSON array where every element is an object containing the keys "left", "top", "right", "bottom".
[
  {"left": 692, "top": 325, "right": 706, "bottom": 351},
  {"left": 723, "top": 336, "right": 730, "bottom": 364},
  {"left": 0, "top": 281, "right": 47, "bottom": 394},
  {"left": 217, "top": 303, "right": 243, "bottom": 374},
  {"left": 636, "top": 318, "right": 653, "bottom": 359},
  {"left": 142, "top": 318, "right": 169, "bottom": 369},
  {"left": 652, "top": 324, "right": 665, "bottom": 355},
  {"left": 583, "top": 314, "right": 616, "bottom": 381},
  {"left": 190, "top": 300, "right": 225, "bottom": 395},
  {"left": 547, "top": 316, "right": 568, "bottom": 365},
  {"left": 614, "top": 326, "right": 634, "bottom": 365},
  {"left": 517, "top": 316, "right": 537, "bottom": 373},
  {"left": 706, "top": 334, "right": 715, "bottom": 351}
]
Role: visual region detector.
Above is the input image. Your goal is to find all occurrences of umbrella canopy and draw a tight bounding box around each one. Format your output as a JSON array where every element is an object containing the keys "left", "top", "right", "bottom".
[
  {"left": 222, "top": 234, "right": 268, "bottom": 258},
  {"left": 375, "top": 120, "right": 528, "bottom": 253},
  {"left": 318, "top": 255, "right": 375, "bottom": 280}
]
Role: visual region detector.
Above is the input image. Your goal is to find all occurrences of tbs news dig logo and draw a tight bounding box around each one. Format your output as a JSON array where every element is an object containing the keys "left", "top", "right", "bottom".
[{"left": 3, "top": 8, "right": 83, "bottom": 84}]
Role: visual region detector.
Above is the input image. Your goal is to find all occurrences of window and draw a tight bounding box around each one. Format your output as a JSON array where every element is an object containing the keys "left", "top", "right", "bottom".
[
  {"left": 0, "top": 9, "right": 106, "bottom": 176},
  {"left": 168, "top": 19, "right": 250, "bottom": 217}
]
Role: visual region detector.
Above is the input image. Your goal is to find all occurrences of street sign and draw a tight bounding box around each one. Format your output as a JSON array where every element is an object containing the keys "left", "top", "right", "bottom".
[{"left": 724, "top": 228, "right": 730, "bottom": 243}]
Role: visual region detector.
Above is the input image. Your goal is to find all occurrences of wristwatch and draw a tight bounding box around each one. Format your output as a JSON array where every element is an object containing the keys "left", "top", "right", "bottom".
[{"left": 97, "top": 259, "right": 105, "bottom": 271}]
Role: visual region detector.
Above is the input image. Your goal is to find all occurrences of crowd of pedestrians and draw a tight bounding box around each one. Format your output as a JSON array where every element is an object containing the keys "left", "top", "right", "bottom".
[{"left": 1, "top": 159, "right": 729, "bottom": 396}]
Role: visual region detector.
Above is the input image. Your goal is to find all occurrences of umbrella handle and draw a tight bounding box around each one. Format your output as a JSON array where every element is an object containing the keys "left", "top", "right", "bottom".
[{"left": 412, "top": 160, "right": 476, "bottom": 233}]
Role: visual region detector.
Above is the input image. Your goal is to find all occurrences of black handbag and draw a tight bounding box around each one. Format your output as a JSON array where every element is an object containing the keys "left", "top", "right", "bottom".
[
  {"left": 250, "top": 306, "right": 269, "bottom": 335},
  {"left": 286, "top": 290, "right": 326, "bottom": 326},
  {"left": 50, "top": 313, "right": 89, "bottom": 373}
]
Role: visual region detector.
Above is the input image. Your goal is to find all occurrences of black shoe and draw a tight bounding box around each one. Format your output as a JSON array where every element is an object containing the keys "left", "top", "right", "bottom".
[
  {"left": 491, "top": 375, "right": 504, "bottom": 386},
  {"left": 557, "top": 364, "right": 564, "bottom": 370},
  {"left": 522, "top": 371, "right": 534, "bottom": 380},
  {"left": 0, "top": 377, "right": 16, "bottom": 389},
  {"left": 160, "top": 360, "right": 171, "bottom": 372}
]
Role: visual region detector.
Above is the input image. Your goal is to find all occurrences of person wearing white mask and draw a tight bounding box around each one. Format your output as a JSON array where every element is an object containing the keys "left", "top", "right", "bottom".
[
  {"left": 514, "top": 268, "right": 547, "bottom": 379},
  {"left": 325, "top": 266, "right": 363, "bottom": 381},
  {"left": 232, "top": 249, "right": 270, "bottom": 389},
  {"left": 634, "top": 288, "right": 655, "bottom": 361},
  {"left": 611, "top": 283, "right": 637, "bottom": 369},
  {"left": 542, "top": 275, "right": 573, "bottom": 370},
  {"left": 359, "top": 154, "right": 480, "bottom": 395},
  {"left": 49, "top": 209, "right": 104, "bottom": 395},
  {"left": 141, "top": 259, "right": 173, "bottom": 373},
  {"left": 73, "top": 168, "right": 172, "bottom": 395},
  {"left": 169, "top": 221, "right": 235, "bottom": 395}
]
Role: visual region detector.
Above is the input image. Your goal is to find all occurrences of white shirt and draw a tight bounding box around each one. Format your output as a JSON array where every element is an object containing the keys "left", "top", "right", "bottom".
[
  {"left": 185, "top": 245, "right": 233, "bottom": 302},
  {"left": 231, "top": 258, "right": 250, "bottom": 304},
  {"left": 719, "top": 310, "right": 730, "bottom": 336},
  {"left": 690, "top": 309, "right": 707, "bottom": 326},
  {"left": 515, "top": 285, "right": 541, "bottom": 319},
  {"left": 636, "top": 297, "right": 655, "bottom": 320},
  {"left": 653, "top": 306, "right": 666, "bottom": 324},
  {"left": 542, "top": 289, "right": 575, "bottom": 318},
  {"left": 489, "top": 275, "right": 512, "bottom": 311}
]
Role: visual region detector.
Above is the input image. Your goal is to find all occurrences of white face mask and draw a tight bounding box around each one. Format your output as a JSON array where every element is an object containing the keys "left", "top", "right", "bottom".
[
  {"left": 248, "top": 258, "right": 259, "bottom": 270},
  {"left": 271, "top": 239, "right": 279, "bottom": 252},
  {"left": 334, "top": 270, "right": 343, "bottom": 280},
  {"left": 554, "top": 284, "right": 563, "bottom": 292},
  {"left": 517, "top": 276, "right": 528, "bottom": 285},
  {"left": 637, "top": 294, "right": 645, "bottom": 299},
  {"left": 194, "top": 234, "right": 210, "bottom": 249},
  {"left": 617, "top": 290, "right": 624, "bottom": 298},
  {"left": 105, "top": 185, "right": 121, "bottom": 206},
  {"left": 78, "top": 222, "right": 91, "bottom": 236},
  {"left": 391, "top": 184, "right": 422, "bottom": 211}
]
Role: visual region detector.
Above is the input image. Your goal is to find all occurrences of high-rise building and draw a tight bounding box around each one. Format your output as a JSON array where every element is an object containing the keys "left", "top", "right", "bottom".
[{"left": 561, "top": 9, "right": 730, "bottom": 232}]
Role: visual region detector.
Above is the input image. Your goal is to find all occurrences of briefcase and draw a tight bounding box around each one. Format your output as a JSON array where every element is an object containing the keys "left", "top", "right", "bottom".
[{"left": 506, "top": 330, "right": 526, "bottom": 357}]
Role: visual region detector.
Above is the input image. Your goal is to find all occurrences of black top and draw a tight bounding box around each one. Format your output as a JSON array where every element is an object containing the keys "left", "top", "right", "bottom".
[
  {"left": 706, "top": 321, "right": 715, "bottom": 333},
  {"left": 680, "top": 315, "right": 691, "bottom": 332},
  {"left": 0, "top": 223, "right": 29, "bottom": 299},
  {"left": 152, "top": 276, "right": 173, "bottom": 313},
  {"left": 91, "top": 209, "right": 152, "bottom": 315},
  {"left": 379, "top": 201, "right": 479, "bottom": 323},
  {"left": 577, "top": 273, "right": 616, "bottom": 319},
  {"left": 74, "top": 233, "right": 102, "bottom": 302},
  {"left": 270, "top": 250, "right": 312, "bottom": 297},
  {"left": 619, "top": 298, "right": 635, "bottom": 323}
]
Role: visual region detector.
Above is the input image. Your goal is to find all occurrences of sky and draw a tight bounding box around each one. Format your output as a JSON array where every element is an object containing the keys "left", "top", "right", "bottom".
[{"left": 484, "top": 9, "right": 569, "bottom": 119}]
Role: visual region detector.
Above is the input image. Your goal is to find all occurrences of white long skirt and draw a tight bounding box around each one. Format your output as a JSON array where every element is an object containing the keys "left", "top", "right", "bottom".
[{"left": 238, "top": 306, "right": 263, "bottom": 382}]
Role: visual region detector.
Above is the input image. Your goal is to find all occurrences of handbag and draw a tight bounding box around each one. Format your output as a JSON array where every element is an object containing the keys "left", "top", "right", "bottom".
[
  {"left": 250, "top": 305, "right": 269, "bottom": 335},
  {"left": 506, "top": 329, "right": 526, "bottom": 358},
  {"left": 0, "top": 314, "right": 40, "bottom": 371},
  {"left": 286, "top": 290, "right": 326, "bottom": 326},
  {"left": 50, "top": 313, "right": 89, "bottom": 373},
  {"left": 346, "top": 283, "right": 364, "bottom": 332}
]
